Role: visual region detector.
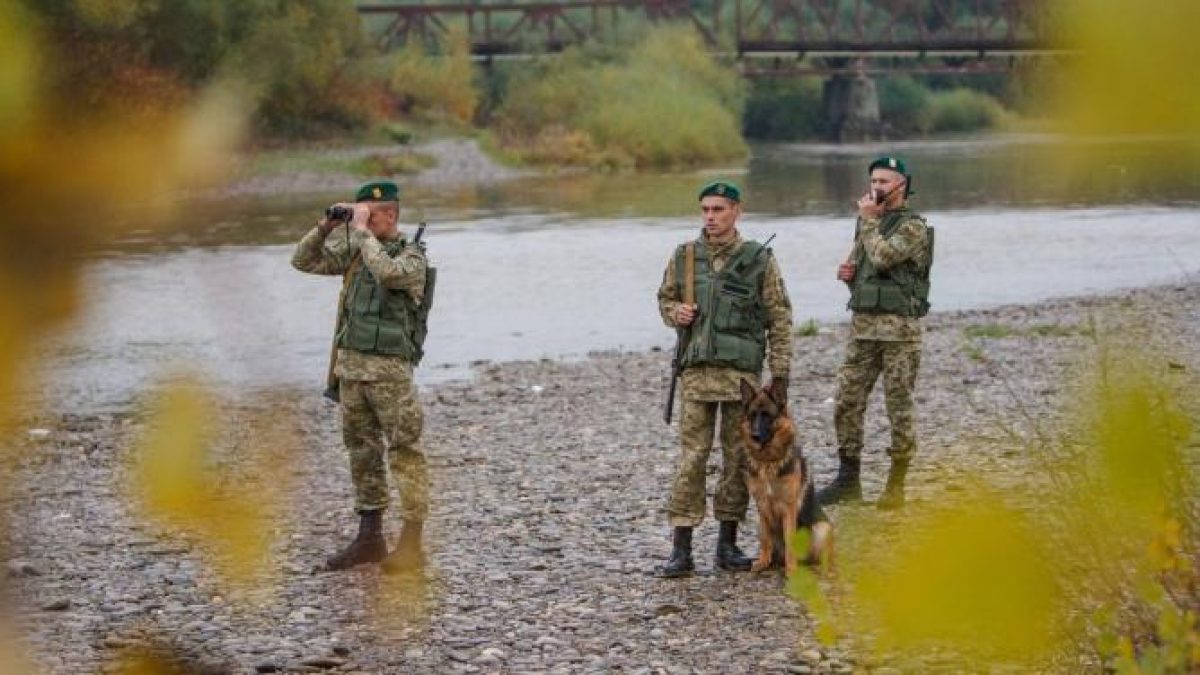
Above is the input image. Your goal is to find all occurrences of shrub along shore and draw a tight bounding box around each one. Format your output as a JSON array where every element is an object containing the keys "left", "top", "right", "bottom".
[{"left": 29, "top": 3, "right": 1031, "bottom": 172}]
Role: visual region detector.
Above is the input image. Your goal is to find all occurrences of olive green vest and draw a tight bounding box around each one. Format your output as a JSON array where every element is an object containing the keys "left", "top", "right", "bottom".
[
  {"left": 675, "top": 239, "right": 770, "bottom": 373},
  {"left": 848, "top": 209, "right": 934, "bottom": 318},
  {"left": 338, "top": 239, "right": 431, "bottom": 362}
]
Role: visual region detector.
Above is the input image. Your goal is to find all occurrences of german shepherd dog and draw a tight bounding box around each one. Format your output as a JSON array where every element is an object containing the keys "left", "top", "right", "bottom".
[{"left": 739, "top": 379, "right": 833, "bottom": 576}]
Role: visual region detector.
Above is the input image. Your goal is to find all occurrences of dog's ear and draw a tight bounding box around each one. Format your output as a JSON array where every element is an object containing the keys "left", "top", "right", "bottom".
[{"left": 739, "top": 378, "right": 758, "bottom": 408}]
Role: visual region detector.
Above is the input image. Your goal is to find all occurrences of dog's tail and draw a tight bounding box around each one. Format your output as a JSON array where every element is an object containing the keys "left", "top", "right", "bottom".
[{"left": 797, "top": 459, "right": 830, "bottom": 528}]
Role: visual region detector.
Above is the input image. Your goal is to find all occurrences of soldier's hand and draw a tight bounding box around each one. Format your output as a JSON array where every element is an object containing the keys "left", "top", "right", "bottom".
[
  {"left": 837, "top": 262, "right": 856, "bottom": 282},
  {"left": 348, "top": 203, "right": 371, "bottom": 232},
  {"left": 857, "top": 192, "right": 883, "bottom": 219},
  {"left": 674, "top": 303, "right": 697, "bottom": 327}
]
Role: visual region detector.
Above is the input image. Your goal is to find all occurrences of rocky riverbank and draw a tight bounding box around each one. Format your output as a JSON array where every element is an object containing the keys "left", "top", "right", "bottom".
[
  {"left": 209, "top": 138, "right": 532, "bottom": 199},
  {"left": 3, "top": 281, "right": 1198, "bottom": 674}
]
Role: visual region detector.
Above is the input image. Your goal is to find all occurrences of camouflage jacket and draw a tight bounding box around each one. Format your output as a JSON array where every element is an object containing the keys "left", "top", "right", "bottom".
[
  {"left": 849, "top": 209, "right": 930, "bottom": 342},
  {"left": 658, "top": 231, "right": 794, "bottom": 401},
  {"left": 291, "top": 225, "right": 427, "bottom": 381}
]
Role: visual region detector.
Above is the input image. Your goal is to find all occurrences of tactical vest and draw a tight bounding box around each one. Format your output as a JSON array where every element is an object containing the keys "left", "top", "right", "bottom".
[
  {"left": 675, "top": 239, "right": 769, "bottom": 373},
  {"left": 338, "top": 239, "right": 434, "bottom": 363},
  {"left": 848, "top": 209, "right": 934, "bottom": 318}
]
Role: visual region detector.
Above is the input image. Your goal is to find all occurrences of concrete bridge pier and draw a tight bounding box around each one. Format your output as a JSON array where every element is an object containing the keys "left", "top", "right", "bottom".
[{"left": 822, "top": 73, "right": 882, "bottom": 142}]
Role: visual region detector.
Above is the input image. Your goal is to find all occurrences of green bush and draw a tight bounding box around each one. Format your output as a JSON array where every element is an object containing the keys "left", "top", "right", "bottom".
[
  {"left": 743, "top": 78, "right": 825, "bottom": 140},
  {"left": 385, "top": 28, "right": 478, "bottom": 125},
  {"left": 922, "top": 88, "right": 1009, "bottom": 134},
  {"left": 878, "top": 75, "right": 931, "bottom": 136},
  {"left": 494, "top": 25, "right": 747, "bottom": 169},
  {"left": 29, "top": 0, "right": 369, "bottom": 136}
]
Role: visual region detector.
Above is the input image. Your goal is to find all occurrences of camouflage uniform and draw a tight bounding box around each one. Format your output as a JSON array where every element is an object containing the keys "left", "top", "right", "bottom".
[
  {"left": 834, "top": 211, "right": 930, "bottom": 462},
  {"left": 657, "top": 232, "right": 794, "bottom": 527},
  {"left": 291, "top": 226, "right": 429, "bottom": 521}
]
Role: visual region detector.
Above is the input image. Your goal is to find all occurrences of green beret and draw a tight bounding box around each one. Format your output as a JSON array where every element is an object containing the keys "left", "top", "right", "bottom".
[
  {"left": 868, "top": 156, "right": 915, "bottom": 196},
  {"left": 355, "top": 180, "right": 400, "bottom": 202},
  {"left": 698, "top": 180, "right": 742, "bottom": 203},
  {"left": 868, "top": 156, "right": 908, "bottom": 176}
]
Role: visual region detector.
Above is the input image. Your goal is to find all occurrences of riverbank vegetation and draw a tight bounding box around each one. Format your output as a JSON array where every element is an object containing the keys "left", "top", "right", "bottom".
[
  {"left": 743, "top": 74, "right": 1023, "bottom": 141},
  {"left": 486, "top": 26, "right": 746, "bottom": 168},
  {"left": 23, "top": 1, "right": 1028, "bottom": 170}
]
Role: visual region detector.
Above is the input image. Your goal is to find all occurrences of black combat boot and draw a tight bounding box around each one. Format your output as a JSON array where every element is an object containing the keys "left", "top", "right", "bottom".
[
  {"left": 382, "top": 520, "right": 425, "bottom": 574},
  {"left": 714, "top": 520, "right": 753, "bottom": 572},
  {"left": 876, "top": 459, "right": 909, "bottom": 510},
  {"left": 816, "top": 456, "right": 863, "bottom": 506},
  {"left": 655, "top": 527, "right": 695, "bottom": 578},
  {"left": 324, "top": 509, "right": 387, "bottom": 571}
]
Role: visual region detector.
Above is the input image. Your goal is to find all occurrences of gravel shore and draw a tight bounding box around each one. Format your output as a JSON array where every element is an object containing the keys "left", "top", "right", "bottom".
[
  {"left": 213, "top": 139, "right": 531, "bottom": 199},
  {"left": 4, "top": 282, "right": 1198, "bottom": 674}
]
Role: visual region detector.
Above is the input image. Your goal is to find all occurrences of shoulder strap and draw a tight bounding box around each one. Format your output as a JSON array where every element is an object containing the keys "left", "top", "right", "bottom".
[
  {"left": 683, "top": 243, "right": 696, "bottom": 305},
  {"left": 728, "top": 241, "right": 766, "bottom": 277},
  {"left": 341, "top": 253, "right": 363, "bottom": 289}
]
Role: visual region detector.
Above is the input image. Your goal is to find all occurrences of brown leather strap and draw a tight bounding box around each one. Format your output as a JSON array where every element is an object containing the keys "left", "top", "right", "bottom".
[{"left": 683, "top": 243, "right": 695, "bottom": 305}]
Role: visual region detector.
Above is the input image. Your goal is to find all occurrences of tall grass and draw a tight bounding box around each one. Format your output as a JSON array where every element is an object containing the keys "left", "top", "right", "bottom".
[{"left": 495, "top": 25, "right": 747, "bottom": 169}]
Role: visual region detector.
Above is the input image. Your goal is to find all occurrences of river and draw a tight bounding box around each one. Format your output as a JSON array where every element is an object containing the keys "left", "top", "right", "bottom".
[{"left": 44, "top": 136, "right": 1200, "bottom": 411}]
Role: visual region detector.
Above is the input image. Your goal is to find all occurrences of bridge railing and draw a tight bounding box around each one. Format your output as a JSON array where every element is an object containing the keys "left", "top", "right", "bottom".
[
  {"left": 358, "top": 0, "right": 1059, "bottom": 62},
  {"left": 735, "top": 0, "right": 1052, "bottom": 55},
  {"left": 359, "top": 0, "right": 717, "bottom": 55}
]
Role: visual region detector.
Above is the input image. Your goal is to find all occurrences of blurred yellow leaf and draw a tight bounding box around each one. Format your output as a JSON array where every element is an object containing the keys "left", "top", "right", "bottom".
[
  {"left": 1057, "top": 1, "right": 1200, "bottom": 138},
  {"left": 0, "top": 1, "right": 35, "bottom": 132},
  {"left": 132, "top": 379, "right": 289, "bottom": 588},
  {"left": 849, "top": 499, "right": 1063, "bottom": 663}
]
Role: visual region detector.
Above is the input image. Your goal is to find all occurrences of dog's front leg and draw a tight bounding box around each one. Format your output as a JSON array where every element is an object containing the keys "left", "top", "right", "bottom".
[
  {"left": 751, "top": 509, "right": 774, "bottom": 573},
  {"left": 783, "top": 492, "right": 801, "bottom": 577}
]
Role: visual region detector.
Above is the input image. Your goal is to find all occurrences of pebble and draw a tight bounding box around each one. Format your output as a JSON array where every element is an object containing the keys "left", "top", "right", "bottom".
[
  {"left": 5, "top": 283, "right": 1198, "bottom": 673},
  {"left": 6, "top": 559, "right": 41, "bottom": 577}
]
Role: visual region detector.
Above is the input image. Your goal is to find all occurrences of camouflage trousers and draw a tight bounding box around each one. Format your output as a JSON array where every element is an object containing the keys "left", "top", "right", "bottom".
[
  {"left": 340, "top": 376, "right": 428, "bottom": 521},
  {"left": 666, "top": 399, "right": 750, "bottom": 527},
  {"left": 834, "top": 339, "right": 922, "bottom": 462}
]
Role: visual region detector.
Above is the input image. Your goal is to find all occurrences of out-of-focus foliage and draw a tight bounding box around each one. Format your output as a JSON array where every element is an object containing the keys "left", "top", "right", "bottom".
[
  {"left": 0, "top": 0, "right": 248, "bottom": 435},
  {"left": 1055, "top": 0, "right": 1200, "bottom": 139},
  {"left": 23, "top": 0, "right": 365, "bottom": 136},
  {"left": 792, "top": 342, "right": 1199, "bottom": 671},
  {"left": 131, "top": 381, "right": 294, "bottom": 588},
  {"left": 0, "top": 0, "right": 281, "bottom": 667},
  {"left": 495, "top": 25, "right": 746, "bottom": 168}
]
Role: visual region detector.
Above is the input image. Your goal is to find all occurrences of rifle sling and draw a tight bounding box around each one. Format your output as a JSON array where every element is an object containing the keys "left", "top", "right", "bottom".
[{"left": 683, "top": 243, "right": 695, "bottom": 305}]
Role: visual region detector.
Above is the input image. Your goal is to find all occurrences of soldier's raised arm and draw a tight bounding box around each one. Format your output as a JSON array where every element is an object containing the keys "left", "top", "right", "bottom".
[
  {"left": 858, "top": 217, "right": 928, "bottom": 272},
  {"left": 291, "top": 219, "right": 353, "bottom": 276},
  {"left": 353, "top": 228, "right": 428, "bottom": 303}
]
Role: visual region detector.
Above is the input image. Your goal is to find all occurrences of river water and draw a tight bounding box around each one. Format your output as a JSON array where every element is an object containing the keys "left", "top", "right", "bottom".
[{"left": 46, "top": 136, "right": 1200, "bottom": 411}]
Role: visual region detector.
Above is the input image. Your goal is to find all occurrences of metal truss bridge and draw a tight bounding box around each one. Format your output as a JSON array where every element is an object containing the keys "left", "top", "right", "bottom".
[{"left": 358, "top": 0, "right": 1061, "bottom": 76}]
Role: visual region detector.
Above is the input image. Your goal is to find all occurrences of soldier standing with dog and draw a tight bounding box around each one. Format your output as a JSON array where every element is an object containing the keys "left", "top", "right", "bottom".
[
  {"left": 817, "top": 157, "right": 934, "bottom": 510},
  {"left": 656, "top": 180, "right": 794, "bottom": 578},
  {"left": 291, "top": 180, "right": 433, "bottom": 573}
]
